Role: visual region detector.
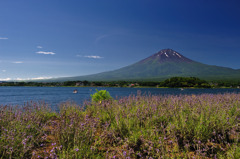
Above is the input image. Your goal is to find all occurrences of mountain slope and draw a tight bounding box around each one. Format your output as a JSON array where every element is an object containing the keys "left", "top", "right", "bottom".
[{"left": 55, "top": 49, "right": 240, "bottom": 81}]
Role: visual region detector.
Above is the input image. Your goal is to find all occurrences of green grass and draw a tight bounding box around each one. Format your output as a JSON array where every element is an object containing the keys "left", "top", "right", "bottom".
[{"left": 1, "top": 93, "right": 240, "bottom": 158}]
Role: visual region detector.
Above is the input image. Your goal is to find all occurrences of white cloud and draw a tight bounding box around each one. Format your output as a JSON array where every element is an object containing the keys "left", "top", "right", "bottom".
[
  {"left": 37, "top": 46, "right": 43, "bottom": 49},
  {"left": 2, "top": 70, "right": 6, "bottom": 72},
  {"left": 77, "top": 55, "right": 103, "bottom": 59},
  {"left": 36, "top": 51, "right": 56, "bottom": 55},
  {"left": 31, "top": 77, "right": 53, "bottom": 80},
  {"left": 95, "top": 34, "right": 110, "bottom": 43},
  {"left": 84, "top": 55, "right": 103, "bottom": 59},
  {"left": 0, "top": 37, "right": 8, "bottom": 40},
  {"left": 0, "top": 78, "right": 11, "bottom": 81},
  {"left": 12, "top": 61, "right": 23, "bottom": 64},
  {"left": 16, "top": 77, "right": 53, "bottom": 81},
  {"left": 0, "top": 77, "right": 53, "bottom": 81}
]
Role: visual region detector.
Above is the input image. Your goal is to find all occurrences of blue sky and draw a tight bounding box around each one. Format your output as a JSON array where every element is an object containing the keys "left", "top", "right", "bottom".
[{"left": 1, "top": 0, "right": 240, "bottom": 81}]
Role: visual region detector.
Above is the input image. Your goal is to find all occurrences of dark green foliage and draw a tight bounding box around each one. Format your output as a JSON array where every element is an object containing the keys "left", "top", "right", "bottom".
[
  {"left": 159, "top": 77, "right": 211, "bottom": 88},
  {"left": 1, "top": 78, "right": 239, "bottom": 88},
  {"left": 63, "top": 81, "right": 76, "bottom": 86}
]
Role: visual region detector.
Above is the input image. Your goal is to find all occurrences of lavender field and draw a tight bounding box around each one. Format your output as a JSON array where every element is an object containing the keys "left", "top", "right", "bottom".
[{"left": 1, "top": 93, "right": 240, "bottom": 158}]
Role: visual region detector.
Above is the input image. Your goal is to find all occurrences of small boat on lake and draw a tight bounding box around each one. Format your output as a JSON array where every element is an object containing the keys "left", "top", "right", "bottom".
[{"left": 73, "top": 89, "right": 78, "bottom": 93}]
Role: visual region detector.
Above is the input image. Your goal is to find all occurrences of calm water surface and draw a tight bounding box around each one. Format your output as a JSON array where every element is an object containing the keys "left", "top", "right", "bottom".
[{"left": 0, "top": 87, "right": 240, "bottom": 110}]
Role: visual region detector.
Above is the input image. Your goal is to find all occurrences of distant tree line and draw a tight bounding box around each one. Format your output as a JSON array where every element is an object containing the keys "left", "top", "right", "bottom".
[
  {"left": 159, "top": 77, "right": 211, "bottom": 88},
  {"left": 0, "top": 77, "right": 240, "bottom": 88},
  {"left": 212, "top": 80, "right": 240, "bottom": 88}
]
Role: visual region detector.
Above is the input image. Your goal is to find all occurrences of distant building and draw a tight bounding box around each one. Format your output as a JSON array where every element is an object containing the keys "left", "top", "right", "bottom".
[
  {"left": 75, "top": 82, "right": 84, "bottom": 86},
  {"left": 129, "top": 84, "right": 135, "bottom": 87}
]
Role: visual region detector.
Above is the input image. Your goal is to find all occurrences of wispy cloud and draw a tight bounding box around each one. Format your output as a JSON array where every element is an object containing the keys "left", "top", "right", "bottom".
[
  {"left": 2, "top": 70, "right": 6, "bottom": 72},
  {"left": 0, "top": 78, "right": 11, "bottom": 81},
  {"left": 95, "top": 34, "right": 110, "bottom": 43},
  {"left": 0, "top": 37, "right": 8, "bottom": 40},
  {"left": 36, "top": 51, "right": 56, "bottom": 55},
  {"left": 77, "top": 55, "right": 103, "bottom": 59},
  {"left": 12, "top": 61, "right": 23, "bottom": 64},
  {"left": 95, "top": 31, "right": 126, "bottom": 44},
  {"left": 0, "top": 77, "right": 53, "bottom": 81},
  {"left": 31, "top": 77, "right": 52, "bottom": 80},
  {"left": 16, "top": 77, "right": 53, "bottom": 81},
  {"left": 37, "top": 46, "right": 43, "bottom": 49},
  {"left": 84, "top": 55, "right": 103, "bottom": 59}
]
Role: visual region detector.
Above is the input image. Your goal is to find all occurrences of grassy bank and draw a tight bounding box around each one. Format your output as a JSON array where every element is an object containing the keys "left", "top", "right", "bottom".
[{"left": 1, "top": 93, "right": 240, "bottom": 158}]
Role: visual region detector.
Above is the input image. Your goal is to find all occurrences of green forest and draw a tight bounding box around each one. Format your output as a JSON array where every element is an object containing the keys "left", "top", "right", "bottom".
[{"left": 0, "top": 77, "right": 240, "bottom": 88}]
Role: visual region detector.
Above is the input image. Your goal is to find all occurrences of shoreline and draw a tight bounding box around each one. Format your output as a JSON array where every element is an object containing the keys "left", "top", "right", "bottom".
[{"left": 0, "top": 85, "right": 239, "bottom": 89}]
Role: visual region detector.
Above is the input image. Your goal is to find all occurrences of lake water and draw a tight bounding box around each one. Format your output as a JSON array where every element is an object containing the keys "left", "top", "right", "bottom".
[{"left": 1, "top": 87, "right": 240, "bottom": 111}]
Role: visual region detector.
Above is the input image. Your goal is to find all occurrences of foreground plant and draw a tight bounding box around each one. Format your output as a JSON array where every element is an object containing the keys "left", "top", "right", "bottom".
[
  {"left": 1, "top": 93, "right": 240, "bottom": 158},
  {"left": 91, "top": 89, "right": 113, "bottom": 103},
  {"left": 0, "top": 102, "right": 56, "bottom": 158}
]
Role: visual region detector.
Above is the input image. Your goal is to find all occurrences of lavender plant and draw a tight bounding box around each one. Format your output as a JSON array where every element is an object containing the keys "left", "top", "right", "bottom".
[
  {"left": 1, "top": 93, "right": 240, "bottom": 158},
  {"left": 0, "top": 102, "right": 55, "bottom": 158}
]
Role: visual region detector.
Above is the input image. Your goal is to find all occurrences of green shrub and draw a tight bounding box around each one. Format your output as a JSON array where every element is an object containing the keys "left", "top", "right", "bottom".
[{"left": 91, "top": 89, "right": 112, "bottom": 103}]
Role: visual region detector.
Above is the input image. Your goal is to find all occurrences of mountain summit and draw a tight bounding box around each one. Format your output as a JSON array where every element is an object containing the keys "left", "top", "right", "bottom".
[
  {"left": 140, "top": 49, "right": 193, "bottom": 63},
  {"left": 55, "top": 49, "right": 240, "bottom": 81}
]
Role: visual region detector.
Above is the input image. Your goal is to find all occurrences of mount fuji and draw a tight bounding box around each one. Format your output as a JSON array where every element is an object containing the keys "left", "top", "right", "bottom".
[{"left": 55, "top": 49, "right": 240, "bottom": 81}]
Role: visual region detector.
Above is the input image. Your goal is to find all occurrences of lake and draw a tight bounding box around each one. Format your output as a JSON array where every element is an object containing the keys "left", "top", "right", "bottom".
[{"left": 1, "top": 87, "right": 240, "bottom": 111}]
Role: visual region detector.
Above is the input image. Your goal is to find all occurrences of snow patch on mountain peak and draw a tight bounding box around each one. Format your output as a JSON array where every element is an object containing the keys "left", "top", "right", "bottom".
[{"left": 164, "top": 53, "right": 169, "bottom": 57}]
